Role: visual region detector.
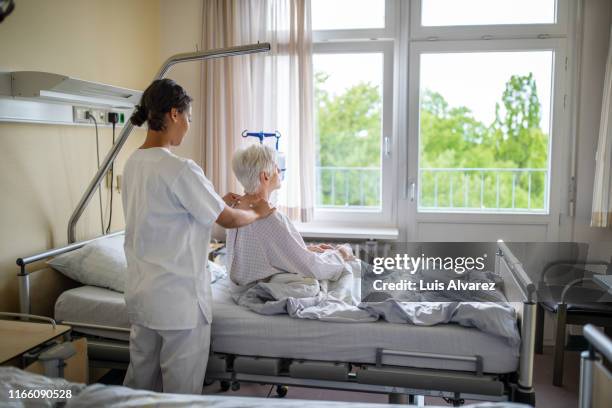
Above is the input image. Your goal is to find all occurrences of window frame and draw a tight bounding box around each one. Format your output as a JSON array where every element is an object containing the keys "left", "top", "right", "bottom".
[
  {"left": 410, "top": 0, "right": 570, "bottom": 41},
  {"left": 312, "top": 40, "right": 395, "bottom": 225},
  {"left": 406, "top": 38, "right": 569, "bottom": 219}
]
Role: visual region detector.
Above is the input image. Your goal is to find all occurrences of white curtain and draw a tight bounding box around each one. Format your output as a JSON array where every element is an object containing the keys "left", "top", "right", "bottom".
[
  {"left": 202, "top": 0, "right": 314, "bottom": 221},
  {"left": 591, "top": 25, "right": 612, "bottom": 228}
]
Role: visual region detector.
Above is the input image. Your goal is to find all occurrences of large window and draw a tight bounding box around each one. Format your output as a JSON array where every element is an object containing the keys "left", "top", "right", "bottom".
[{"left": 308, "top": 0, "right": 571, "bottom": 230}]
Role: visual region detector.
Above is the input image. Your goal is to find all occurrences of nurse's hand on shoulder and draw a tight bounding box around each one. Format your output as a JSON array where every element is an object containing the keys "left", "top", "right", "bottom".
[
  {"left": 215, "top": 197, "right": 275, "bottom": 229},
  {"left": 222, "top": 192, "right": 242, "bottom": 208}
]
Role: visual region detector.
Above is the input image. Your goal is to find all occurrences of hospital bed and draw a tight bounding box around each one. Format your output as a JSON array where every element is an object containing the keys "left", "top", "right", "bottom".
[{"left": 16, "top": 237, "right": 537, "bottom": 406}]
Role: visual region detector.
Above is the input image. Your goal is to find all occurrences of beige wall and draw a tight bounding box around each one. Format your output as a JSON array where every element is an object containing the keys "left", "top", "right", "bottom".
[
  {"left": 0, "top": 0, "right": 160, "bottom": 312},
  {"left": 159, "top": 0, "right": 203, "bottom": 166}
]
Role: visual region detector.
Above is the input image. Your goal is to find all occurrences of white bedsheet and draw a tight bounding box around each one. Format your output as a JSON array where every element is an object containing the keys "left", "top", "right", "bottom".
[{"left": 55, "top": 279, "right": 519, "bottom": 374}]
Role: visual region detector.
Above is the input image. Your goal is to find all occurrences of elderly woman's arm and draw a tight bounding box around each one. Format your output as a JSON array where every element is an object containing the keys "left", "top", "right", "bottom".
[{"left": 262, "top": 214, "right": 346, "bottom": 281}]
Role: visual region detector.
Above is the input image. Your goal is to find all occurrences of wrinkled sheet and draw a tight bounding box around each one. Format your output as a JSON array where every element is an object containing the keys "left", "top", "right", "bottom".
[{"left": 233, "top": 262, "right": 520, "bottom": 347}]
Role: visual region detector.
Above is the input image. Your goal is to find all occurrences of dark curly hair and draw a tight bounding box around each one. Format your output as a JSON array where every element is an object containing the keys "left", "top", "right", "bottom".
[{"left": 130, "top": 78, "right": 193, "bottom": 131}]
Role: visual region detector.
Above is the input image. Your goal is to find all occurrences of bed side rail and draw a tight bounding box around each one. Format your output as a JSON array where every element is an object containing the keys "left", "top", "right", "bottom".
[
  {"left": 15, "top": 231, "right": 124, "bottom": 314},
  {"left": 495, "top": 240, "right": 537, "bottom": 405},
  {"left": 495, "top": 240, "right": 536, "bottom": 304},
  {"left": 580, "top": 324, "right": 612, "bottom": 408}
]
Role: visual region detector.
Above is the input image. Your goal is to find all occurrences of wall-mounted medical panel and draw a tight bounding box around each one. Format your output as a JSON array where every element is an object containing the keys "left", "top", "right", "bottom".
[{"left": 0, "top": 71, "right": 139, "bottom": 126}]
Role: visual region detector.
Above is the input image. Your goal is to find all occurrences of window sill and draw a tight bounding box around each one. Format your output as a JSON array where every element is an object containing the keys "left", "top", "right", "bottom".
[{"left": 294, "top": 223, "right": 399, "bottom": 241}]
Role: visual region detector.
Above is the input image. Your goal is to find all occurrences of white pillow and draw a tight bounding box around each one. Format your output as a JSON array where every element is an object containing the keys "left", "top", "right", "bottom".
[
  {"left": 48, "top": 234, "right": 127, "bottom": 292},
  {"left": 49, "top": 234, "right": 227, "bottom": 292}
]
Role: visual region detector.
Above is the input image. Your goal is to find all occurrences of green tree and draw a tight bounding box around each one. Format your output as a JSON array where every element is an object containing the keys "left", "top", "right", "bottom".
[
  {"left": 491, "top": 73, "right": 548, "bottom": 169},
  {"left": 315, "top": 72, "right": 381, "bottom": 168}
]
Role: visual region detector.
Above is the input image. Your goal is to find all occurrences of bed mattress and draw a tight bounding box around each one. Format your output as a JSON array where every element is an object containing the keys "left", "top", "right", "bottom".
[{"left": 55, "top": 280, "right": 519, "bottom": 374}]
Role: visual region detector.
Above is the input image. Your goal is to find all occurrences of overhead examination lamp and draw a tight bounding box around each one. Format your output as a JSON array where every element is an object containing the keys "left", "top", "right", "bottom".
[{"left": 67, "top": 42, "right": 272, "bottom": 243}]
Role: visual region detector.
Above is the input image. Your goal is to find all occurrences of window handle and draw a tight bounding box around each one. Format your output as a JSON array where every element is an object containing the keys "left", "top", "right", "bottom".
[
  {"left": 404, "top": 179, "right": 416, "bottom": 201},
  {"left": 384, "top": 136, "right": 391, "bottom": 157}
]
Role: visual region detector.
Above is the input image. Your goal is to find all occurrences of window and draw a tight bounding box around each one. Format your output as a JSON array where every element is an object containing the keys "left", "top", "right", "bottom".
[
  {"left": 411, "top": 0, "right": 568, "bottom": 40},
  {"left": 312, "top": 0, "right": 385, "bottom": 30},
  {"left": 314, "top": 52, "right": 384, "bottom": 209},
  {"left": 417, "top": 50, "right": 554, "bottom": 213},
  {"left": 311, "top": 0, "right": 395, "bottom": 224},
  {"left": 406, "top": 0, "right": 570, "bottom": 217},
  {"left": 421, "top": 0, "right": 557, "bottom": 26},
  {"left": 306, "top": 0, "right": 572, "bottom": 232}
]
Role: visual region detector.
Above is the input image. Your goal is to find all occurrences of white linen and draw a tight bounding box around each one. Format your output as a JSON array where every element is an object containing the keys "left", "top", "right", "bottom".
[
  {"left": 47, "top": 234, "right": 126, "bottom": 293},
  {"left": 233, "top": 265, "right": 520, "bottom": 347},
  {"left": 226, "top": 211, "right": 347, "bottom": 285},
  {"left": 122, "top": 147, "right": 225, "bottom": 330}
]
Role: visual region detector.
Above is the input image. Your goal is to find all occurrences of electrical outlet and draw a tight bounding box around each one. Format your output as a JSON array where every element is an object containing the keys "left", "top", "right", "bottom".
[
  {"left": 73, "top": 106, "right": 90, "bottom": 123},
  {"left": 73, "top": 106, "right": 109, "bottom": 124}
]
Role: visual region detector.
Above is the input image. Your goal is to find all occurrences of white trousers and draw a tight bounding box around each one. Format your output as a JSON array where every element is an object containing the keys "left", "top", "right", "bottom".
[{"left": 123, "top": 312, "right": 210, "bottom": 394}]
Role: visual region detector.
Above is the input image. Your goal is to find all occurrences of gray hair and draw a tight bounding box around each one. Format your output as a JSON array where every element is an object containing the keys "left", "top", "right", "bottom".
[{"left": 232, "top": 144, "right": 277, "bottom": 193}]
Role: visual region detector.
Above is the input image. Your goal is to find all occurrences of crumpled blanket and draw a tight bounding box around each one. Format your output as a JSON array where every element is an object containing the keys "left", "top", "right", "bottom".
[
  {"left": 233, "top": 261, "right": 520, "bottom": 347},
  {"left": 233, "top": 262, "right": 376, "bottom": 322}
]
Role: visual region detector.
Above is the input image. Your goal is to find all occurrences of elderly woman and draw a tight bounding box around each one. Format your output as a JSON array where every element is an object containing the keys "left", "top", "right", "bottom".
[{"left": 226, "top": 144, "right": 353, "bottom": 287}]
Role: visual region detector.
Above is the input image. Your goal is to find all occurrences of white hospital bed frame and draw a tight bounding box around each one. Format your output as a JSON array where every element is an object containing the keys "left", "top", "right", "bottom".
[{"left": 15, "top": 43, "right": 537, "bottom": 406}]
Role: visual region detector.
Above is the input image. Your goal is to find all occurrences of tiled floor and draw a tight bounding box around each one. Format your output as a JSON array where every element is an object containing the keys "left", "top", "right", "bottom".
[{"left": 101, "top": 346, "right": 581, "bottom": 406}]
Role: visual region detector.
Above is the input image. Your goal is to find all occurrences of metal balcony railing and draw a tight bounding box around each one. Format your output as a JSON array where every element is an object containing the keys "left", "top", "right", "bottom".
[
  {"left": 316, "top": 166, "right": 381, "bottom": 208},
  {"left": 419, "top": 167, "right": 548, "bottom": 211},
  {"left": 315, "top": 166, "right": 548, "bottom": 212}
]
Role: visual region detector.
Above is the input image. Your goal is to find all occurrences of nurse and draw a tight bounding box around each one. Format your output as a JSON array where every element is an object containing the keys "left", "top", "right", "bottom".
[{"left": 121, "top": 78, "right": 273, "bottom": 394}]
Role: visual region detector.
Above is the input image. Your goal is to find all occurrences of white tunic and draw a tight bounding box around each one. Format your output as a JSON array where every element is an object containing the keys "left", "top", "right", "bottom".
[
  {"left": 122, "top": 148, "right": 225, "bottom": 330},
  {"left": 226, "top": 211, "right": 346, "bottom": 286}
]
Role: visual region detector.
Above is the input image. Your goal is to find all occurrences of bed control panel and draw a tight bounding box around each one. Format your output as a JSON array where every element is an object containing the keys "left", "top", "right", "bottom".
[
  {"left": 233, "top": 356, "right": 281, "bottom": 377},
  {"left": 289, "top": 361, "right": 349, "bottom": 382}
]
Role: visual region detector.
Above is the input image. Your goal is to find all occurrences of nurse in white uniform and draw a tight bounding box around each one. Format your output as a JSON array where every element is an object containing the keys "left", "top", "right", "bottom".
[{"left": 121, "top": 78, "right": 274, "bottom": 394}]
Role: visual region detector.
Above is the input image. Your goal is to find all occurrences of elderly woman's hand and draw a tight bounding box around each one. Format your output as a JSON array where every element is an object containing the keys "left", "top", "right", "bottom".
[{"left": 337, "top": 245, "right": 355, "bottom": 261}]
